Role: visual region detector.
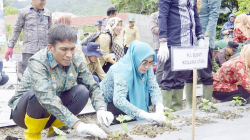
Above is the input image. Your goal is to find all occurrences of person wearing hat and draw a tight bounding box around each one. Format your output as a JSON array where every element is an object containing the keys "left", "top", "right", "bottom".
[
  {"left": 122, "top": 17, "right": 140, "bottom": 54},
  {"left": 96, "top": 20, "right": 102, "bottom": 32},
  {"left": 212, "top": 45, "right": 220, "bottom": 73},
  {"left": 229, "top": 39, "right": 250, "bottom": 60},
  {"left": 214, "top": 41, "right": 239, "bottom": 67},
  {"left": 81, "top": 42, "right": 106, "bottom": 83}
]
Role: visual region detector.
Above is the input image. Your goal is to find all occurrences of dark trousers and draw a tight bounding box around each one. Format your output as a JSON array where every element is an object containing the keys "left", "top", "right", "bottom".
[
  {"left": 102, "top": 62, "right": 112, "bottom": 73},
  {"left": 0, "top": 60, "right": 9, "bottom": 86},
  {"left": 161, "top": 47, "right": 191, "bottom": 90},
  {"left": 213, "top": 86, "right": 250, "bottom": 102},
  {"left": 17, "top": 53, "right": 33, "bottom": 81},
  {"left": 124, "top": 46, "right": 128, "bottom": 54},
  {"left": 11, "top": 85, "right": 89, "bottom": 129},
  {"left": 186, "top": 48, "right": 213, "bottom": 85},
  {"left": 155, "top": 57, "right": 165, "bottom": 87}
]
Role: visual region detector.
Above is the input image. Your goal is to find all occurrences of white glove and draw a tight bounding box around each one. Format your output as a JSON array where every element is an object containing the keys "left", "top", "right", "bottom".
[
  {"left": 97, "top": 109, "right": 114, "bottom": 127},
  {"left": 157, "top": 42, "right": 169, "bottom": 62},
  {"left": 155, "top": 103, "right": 164, "bottom": 116},
  {"left": 197, "top": 38, "right": 205, "bottom": 48},
  {"left": 76, "top": 122, "right": 107, "bottom": 139},
  {"left": 139, "top": 110, "right": 166, "bottom": 126}
]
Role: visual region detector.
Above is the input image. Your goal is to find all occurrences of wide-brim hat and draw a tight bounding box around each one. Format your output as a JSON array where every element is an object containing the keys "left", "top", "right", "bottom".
[{"left": 82, "top": 42, "right": 104, "bottom": 57}]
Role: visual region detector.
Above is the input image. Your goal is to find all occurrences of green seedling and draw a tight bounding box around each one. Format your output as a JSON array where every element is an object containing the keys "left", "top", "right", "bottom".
[
  {"left": 114, "top": 114, "right": 133, "bottom": 137},
  {"left": 198, "top": 99, "right": 218, "bottom": 119},
  {"left": 164, "top": 107, "right": 175, "bottom": 129},
  {"left": 231, "top": 96, "right": 247, "bottom": 114},
  {"left": 53, "top": 126, "right": 67, "bottom": 140}
]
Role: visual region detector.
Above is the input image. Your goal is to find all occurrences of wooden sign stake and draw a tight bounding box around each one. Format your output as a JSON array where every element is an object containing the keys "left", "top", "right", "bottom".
[
  {"left": 16, "top": 62, "right": 18, "bottom": 89},
  {"left": 192, "top": 68, "right": 197, "bottom": 140}
]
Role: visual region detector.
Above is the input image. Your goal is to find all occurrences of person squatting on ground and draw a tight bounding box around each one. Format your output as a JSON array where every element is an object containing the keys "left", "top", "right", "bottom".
[
  {"left": 96, "top": 20, "right": 103, "bottom": 32},
  {"left": 158, "top": 0, "right": 204, "bottom": 111},
  {"left": 5, "top": 0, "right": 52, "bottom": 81},
  {"left": 229, "top": 39, "right": 250, "bottom": 60},
  {"left": 185, "top": 0, "right": 222, "bottom": 109},
  {"left": 149, "top": 11, "right": 164, "bottom": 85},
  {"left": 0, "top": 58, "right": 9, "bottom": 86},
  {"left": 81, "top": 42, "right": 106, "bottom": 83},
  {"left": 101, "top": 7, "right": 117, "bottom": 33},
  {"left": 95, "top": 17, "right": 124, "bottom": 73},
  {"left": 213, "top": 44, "right": 250, "bottom": 102},
  {"left": 8, "top": 25, "right": 114, "bottom": 140},
  {"left": 100, "top": 41, "right": 166, "bottom": 126},
  {"left": 233, "top": 14, "right": 250, "bottom": 43},
  {"left": 122, "top": 17, "right": 140, "bottom": 54},
  {"left": 214, "top": 41, "right": 239, "bottom": 67},
  {"left": 220, "top": 14, "right": 236, "bottom": 41},
  {"left": 211, "top": 45, "right": 220, "bottom": 73}
]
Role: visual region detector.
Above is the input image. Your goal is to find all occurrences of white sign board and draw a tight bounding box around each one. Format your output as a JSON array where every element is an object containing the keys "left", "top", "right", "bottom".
[
  {"left": 11, "top": 54, "right": 22, "bottom": 61},
  {"left": 171, "top": 47, "right": 208, "bottom": 71}
]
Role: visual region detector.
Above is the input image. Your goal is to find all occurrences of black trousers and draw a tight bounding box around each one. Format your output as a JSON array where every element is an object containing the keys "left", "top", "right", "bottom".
[
  {"left": 213, "top": 86, "right": 250, "bottom": 102},
  {"left": 124, "top": 46, "right": 129, "bottom": 54},
  {"left": 11, "top": 85, "right": 89, "bottom": 129},
  {"left": 102, "top": 62, "right": 112, "bottom": 73},
  {"left": 161, "top": 47, "right": 191, "bottom": 90},
  {"left": 186, "top": 48, "right": 213, "bottom": 85}
]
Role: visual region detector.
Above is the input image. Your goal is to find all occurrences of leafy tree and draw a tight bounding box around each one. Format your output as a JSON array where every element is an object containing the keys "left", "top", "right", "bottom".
[
  {"left": 233, "top": 0, "right": 250, "bottom": 15},
  {"left": 4, "top": 6, "right": 18, "bottom": 16},
  {"left": 3, "top": 0, "right": 13, "bottom": 7},
  {"left": 5, "top": 23, "right": 13, "bottom": 42}
]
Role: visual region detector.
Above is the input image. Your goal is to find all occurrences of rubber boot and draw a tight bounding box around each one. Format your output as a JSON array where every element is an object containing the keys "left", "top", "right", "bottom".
[
  {"left": 172, "top": 89, "right": 184, "bottom": 111},
  {"left": 185, "top": 83, "right": 193, "bottom": 109},
  {"left": 161, "top": 90, "right": 173, "bottom": 109},
  {"left": 47, "top": 119, "right": 67, "bottom": 137},
  {"left": 24, "top": 114, "right": 50, "bottom": 140},
  {"left": 203, "top": 85, "right": 213, "bottom": 102}
]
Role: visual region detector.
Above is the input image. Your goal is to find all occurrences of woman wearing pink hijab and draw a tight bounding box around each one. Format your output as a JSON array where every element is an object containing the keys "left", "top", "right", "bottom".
[{"left": 233, "top": 14, "right": 250, "bottom": 43}]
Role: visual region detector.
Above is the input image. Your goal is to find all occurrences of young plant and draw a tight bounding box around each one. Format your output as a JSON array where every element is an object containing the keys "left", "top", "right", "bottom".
[
  {"left": 164, "top": 107, "right": 175, "bottom": 129},
  {"left": 198, "top": 99, "right": 218, "bottom": 119},
  {"left": 114, "top": 114, "right": 133, "bottom": 137},
  {"left": 230, "top": 96, "right": 247, "bottom": 114},
  {"left": 52, "top": 126, "right": 67, "bottom": 140}
]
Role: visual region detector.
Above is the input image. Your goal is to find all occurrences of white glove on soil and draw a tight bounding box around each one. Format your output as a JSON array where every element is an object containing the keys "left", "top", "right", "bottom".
[
  {"left": 139, "top": 110, "right": 166, "bottom": 126},
  {"left": 76, "top": 122, "right": 107, "bottom": 139},
  {"left": 97, "top": 109, "right": 114, "bottom": 127},
  {"left": 155, "top": 103, "right": 165, "bottom": 116},
  {"left": 157, "top": 42, "right": 169, "bottom": 63}
]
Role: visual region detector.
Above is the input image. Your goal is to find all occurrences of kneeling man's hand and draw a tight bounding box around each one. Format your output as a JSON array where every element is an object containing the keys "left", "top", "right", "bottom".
[
  {"left": 76, "top": 122, "right": 107, "bottom": 139},
  {"left": 97, "top": 109, "right": 114, "bottom": 127}
]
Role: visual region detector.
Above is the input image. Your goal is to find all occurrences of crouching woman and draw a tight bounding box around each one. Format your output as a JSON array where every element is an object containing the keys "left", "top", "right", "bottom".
[
  {"left": 213, "top": 45, "right": 250, "bottom": 101},
  {"left": 100, "top": 41, "right": 166, "bottom": 125}
]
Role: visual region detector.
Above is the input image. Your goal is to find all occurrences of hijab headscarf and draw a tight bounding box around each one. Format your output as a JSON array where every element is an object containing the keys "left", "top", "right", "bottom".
[
  {"left": 105, "top": 17, "right": 124, "bottom": 62},
  {"left": 221, "top": 14, "right": 236, "bottom": 39},
  {"left": 240, "top": 44, "right": 250, "bottom": 78},
  {"left": 111, "top": 41, "right": 156, "bottom": 118},
  {"left": 234, "top": 14, "right": 249, "bottom": 38}
]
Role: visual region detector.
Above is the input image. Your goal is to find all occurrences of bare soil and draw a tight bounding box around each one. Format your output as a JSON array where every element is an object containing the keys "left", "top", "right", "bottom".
[
  {"left": 181, "top": 116, "right": 217, "bottom": 127},
  {"left": 214, "top": 110, "right": 243, "bottom": 120}
]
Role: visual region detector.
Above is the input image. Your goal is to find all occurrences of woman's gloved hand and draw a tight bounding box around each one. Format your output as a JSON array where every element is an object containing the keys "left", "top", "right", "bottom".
[{"left": 139, "top": 110, "right": 166, "bottom": 126}]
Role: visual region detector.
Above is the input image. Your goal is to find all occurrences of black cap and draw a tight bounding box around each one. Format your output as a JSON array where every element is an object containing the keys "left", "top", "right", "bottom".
[
  {"left": 228, "top": 41, "right": 239, "bottom": 51},
  {"left": 243, "top": 40, "right": 250, "bottom": 46},
  {"left": 214, "top": 45, "right": 219, "bottom": 52}
]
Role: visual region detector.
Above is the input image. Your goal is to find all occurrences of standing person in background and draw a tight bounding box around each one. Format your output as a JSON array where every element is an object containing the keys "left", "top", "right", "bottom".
[
  {"left": 101, "top": 7, "right": 117, "bottom": 33},
  {"left": 95, "top": 17, "right": 124, "bottom": 73},
  {"left": 233, "top": 14, "right": 250, "bottom": 43},
  {"left": 220, "top": 14, "right": 236, "bottom": 41},
  {"left": 5, "top": 0, "right": 52, "bottom": 81},
  {"left": 0, "top": 58, "right": 9, "bottom": 86},
  {"left": 122, "top": 18, "right": 140, "bottom": 54},
  {"left": 149, "top": 11, "right": 163, "bottom": 86},
  {"left": 95, "top": 20, "right": 102, "bottom": 32},
  {"left": 185, "top": 0, "right": 222, "bottom": 109},
  {"left": 158, "top": 0, "right": 204, "bottom": 111},
  {"left": 55, "top": 15, "right": 72, "bottom": 25}
]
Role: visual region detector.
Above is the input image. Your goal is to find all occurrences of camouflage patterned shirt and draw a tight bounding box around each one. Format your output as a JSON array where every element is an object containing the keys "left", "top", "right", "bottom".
[{"left": 8, "top": 48, "right": 107, "bottom": 128}]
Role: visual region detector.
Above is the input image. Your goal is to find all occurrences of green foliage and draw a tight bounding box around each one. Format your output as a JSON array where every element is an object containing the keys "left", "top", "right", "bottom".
[
  {"left": 231, "top": 96, "right": 246, "bottom": 106},
  {"left": 3, "top": 0, "right": 13, "bottom": 8},
  {"left": 5, "top": 23, "right": 13, "bottom": 42},
  {"left": 233, "top": 0, "right": 250, "bottom": 15},
  {"left": 198, "top": 99, "right": 217, "bottom": 114},
  {"left": 116, "top": 114, "right": 133, "bottom": 134},
  {"left": 114, "top": 131, "right": 120, "bottom": 138},
  {"left": 111, "top": 0, "right": 158, "bottom": 15},
  {"left": 4, "top": 6, "right": 18, "bottom": 16},
  {"left": 52, "top": 127, "right": 67, "bottom": 140}
]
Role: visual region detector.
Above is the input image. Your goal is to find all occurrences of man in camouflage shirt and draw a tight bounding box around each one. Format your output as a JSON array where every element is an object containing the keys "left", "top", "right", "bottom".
[
  {"left": 5, "top": 0, "right": 52, "bottom": 80},
  {"left": 8, "top": 25, "right": 114, "bottom": 140}
]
